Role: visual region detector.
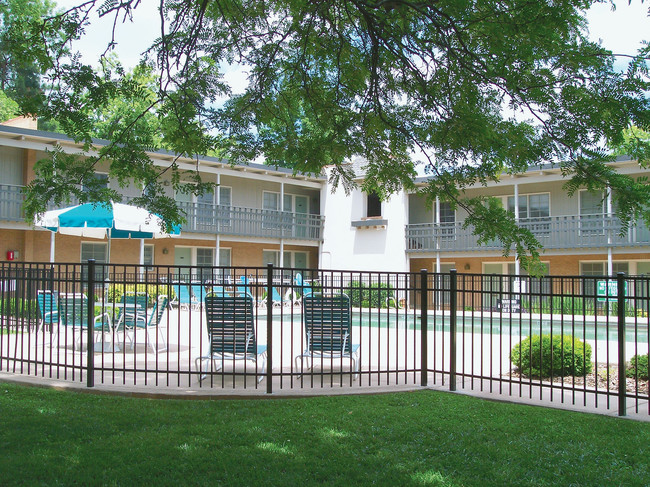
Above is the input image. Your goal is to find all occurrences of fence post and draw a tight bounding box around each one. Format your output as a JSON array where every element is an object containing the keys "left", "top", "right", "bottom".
[
  {"left": 617, "top": 271, "right": 626, "bottom": 416},
  {"left": 86, "top": 259, "right": 95, "bottom": 388},
  {"left": 420, "top": 269, "right": 428, "bottom": 387},
  {"left": 449, "top": 269, "right": 457, "bottom": 392},
  {"left": 266, "top": 263, "right": 273, "bottom": 393}
]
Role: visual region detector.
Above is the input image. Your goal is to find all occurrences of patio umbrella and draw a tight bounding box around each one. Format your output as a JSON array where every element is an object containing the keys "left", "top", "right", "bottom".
[{"left": 35, "top": 202, "right": 180, "bottom": 263}]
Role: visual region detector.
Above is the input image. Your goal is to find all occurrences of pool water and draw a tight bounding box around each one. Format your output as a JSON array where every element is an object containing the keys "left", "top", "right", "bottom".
[{"left": 351, "top": 311, "right": 649, "bottom": 343}]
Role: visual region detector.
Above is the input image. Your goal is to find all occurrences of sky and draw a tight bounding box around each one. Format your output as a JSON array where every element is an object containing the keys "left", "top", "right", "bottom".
[{"left": 56, "top": 1, "right": 649, "bottom": 83}]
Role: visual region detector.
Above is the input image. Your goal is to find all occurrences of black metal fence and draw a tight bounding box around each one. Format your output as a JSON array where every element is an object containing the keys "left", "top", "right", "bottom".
[{"left": 0, "top": 261, "right": 648, "bottom": 416}]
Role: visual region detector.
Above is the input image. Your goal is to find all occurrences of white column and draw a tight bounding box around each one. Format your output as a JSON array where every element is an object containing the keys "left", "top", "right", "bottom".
[
  {"left": 435, "top": 196, "right": 441, "bottom": 273},
  {"left": 607, "top": 189, "right": 613, "bottom": 276},
  {"left": 514, "top": 182, "right": 521, "bottom": 276},
  {"left": 50, "top": 232, "right": 55, "bottom": 263},
  {"left": 216, "top": 173, "right": 221, "bottom": 232},
  {"left": 279, "top": 181, "right": 285, "bottom": 267}
]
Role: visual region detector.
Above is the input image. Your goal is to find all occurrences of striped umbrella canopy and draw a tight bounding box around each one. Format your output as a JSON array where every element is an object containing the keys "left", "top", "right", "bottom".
[{"left": 35, "top": 202, "right": 180, "bottom": 263}]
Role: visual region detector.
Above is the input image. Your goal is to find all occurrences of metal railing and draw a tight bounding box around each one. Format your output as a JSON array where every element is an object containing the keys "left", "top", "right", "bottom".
[
  {"left": 0, "top": 185, "right": 323, "bottom": 240},
  {"left": 177, "top": 202, "right": 324, "bottom": 240},
  {"left": 406, "top": 215, "right": 650, "bottom": 252},
  {"left": 0, "top": 261, "right": 647, "bottom": 416}
]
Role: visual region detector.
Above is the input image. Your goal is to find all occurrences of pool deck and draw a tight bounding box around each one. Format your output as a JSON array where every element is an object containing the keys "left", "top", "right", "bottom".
[{"left": 1, "top": 306, "right": 648, "bottom": 421}]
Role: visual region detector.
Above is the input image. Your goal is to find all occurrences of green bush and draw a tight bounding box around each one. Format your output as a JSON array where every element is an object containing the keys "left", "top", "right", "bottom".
[
  {"left": 106, "top": 284, "right": 174, "bottom": 306},
  {"left": 345, "top": 281, "right": 394, "bottom": 308},
  {"left": 0, "top": 298, "right": 38, "bottom": 319},
  {"left": 510, "top": 334, "right": 593, "bottom": 378},
  {"left": 626, "top": 354, "right": 649, "bottom": 380}
]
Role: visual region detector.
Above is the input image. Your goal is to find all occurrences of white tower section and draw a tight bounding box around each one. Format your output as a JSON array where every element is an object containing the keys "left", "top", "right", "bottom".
[{"left": 319, "top": 165, "right": 409, "bottom": 273}]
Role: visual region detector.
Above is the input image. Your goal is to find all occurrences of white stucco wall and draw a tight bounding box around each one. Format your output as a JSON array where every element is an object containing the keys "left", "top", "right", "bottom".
[{"left": 319, "top": 168, "right": 409, "bottom": 273}]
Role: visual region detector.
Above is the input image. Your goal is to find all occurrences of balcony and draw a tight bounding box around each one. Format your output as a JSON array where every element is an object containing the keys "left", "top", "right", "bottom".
[
  {"left": 406, "top": 215, "right": 650, "bottom": 253},
  {"left": 0, "top": 185, "right": 323, "bottom": 241},
  {"left": 177, "top": 202, "right": 324, "bottom": 241}
]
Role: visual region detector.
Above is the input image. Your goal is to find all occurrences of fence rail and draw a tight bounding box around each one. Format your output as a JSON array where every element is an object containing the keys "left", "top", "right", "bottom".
[{"left": 0, "top": 261, "right": 648, "bottom": 416}]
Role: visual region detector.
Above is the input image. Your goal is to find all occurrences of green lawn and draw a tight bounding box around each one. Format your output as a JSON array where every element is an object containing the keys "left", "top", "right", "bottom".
[{"left": 0, "top": 383, "right": 648, "bottom": 486}]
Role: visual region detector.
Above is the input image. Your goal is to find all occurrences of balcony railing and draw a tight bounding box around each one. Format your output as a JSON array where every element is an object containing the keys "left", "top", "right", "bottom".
[
  {"left": 406, "top": 215, "right": 650, "bottom": 252},
  {"left": 177, "top": 202, "right": 324, "bottom": 240},
  {"left": 0, "top": 185, "right": 323, "bottom": 241}
]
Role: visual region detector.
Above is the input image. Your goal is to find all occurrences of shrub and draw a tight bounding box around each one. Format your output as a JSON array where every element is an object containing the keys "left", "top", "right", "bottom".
[
  {"left": 106, "top": 284, "right": 174, "bottom": 306},
  {"left": 345, "top": 281, "right": 395, "bottom": 308},
  {"left": 0, "top": 298, "right": 38, "bottom": 319},
  {"left": 626, "top": 354, "right": 649, "bottom": 380},
  {"left": 510, "top": 334, "right": 593, "bottom": 378}
]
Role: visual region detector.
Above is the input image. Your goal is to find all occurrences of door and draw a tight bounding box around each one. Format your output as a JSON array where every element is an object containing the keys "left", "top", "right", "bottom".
[{"left": 174, "top": 247, "right": 192, "bottom": 282}]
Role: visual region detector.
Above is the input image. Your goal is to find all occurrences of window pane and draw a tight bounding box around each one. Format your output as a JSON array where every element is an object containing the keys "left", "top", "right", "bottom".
[
  {"left": 262, "top": 251, "right": 278, "bottom": 266},
  {"left": 439, "top": 202, "right": 455, "bottom": 223},
  {"left": 263, "top": 192, "right": 279, "bottom": 211},
  {"left": 143, "top": 245, "right": 154, "bottom": 266},
  {"left": 196, "top": 248, "right": 214, "bottom": 266},
  {"left": 219, "top": 187, "right": 231, "bottom": 206},
  {"left": 580, "top": 191, "right": 604, "bottom": 215},
  {"left": 81, "top": 243, "right": 107, "bottom": 263},
  {"left": 82, "top": 173, "right": 108, "bottom": 193},
  {"left": 580, "top": 262, "right": 605, "bottom": 276},
  {"left": 528, "top": 194, "right": 549, "bottom": 218},
  {"left": 218, "top": 248, "right": 231, "bottom": 266},
  {"left": 283, "top": 194, "right": 293, "bottom": 212},
  {"left": 367, "top": 192, "right": 381, "bottom": 217}
]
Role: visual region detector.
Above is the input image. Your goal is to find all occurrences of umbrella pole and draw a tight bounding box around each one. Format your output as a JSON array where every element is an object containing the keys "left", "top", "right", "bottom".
[
  {"left": 139, "top": 238, "right": 145, "bottom": 277},
  {"left": 50, "top": 232, "right": 55, "bottom": 263}
]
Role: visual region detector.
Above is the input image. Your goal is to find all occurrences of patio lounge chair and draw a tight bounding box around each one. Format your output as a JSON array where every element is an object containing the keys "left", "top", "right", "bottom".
[
  {"left": 171, "top": 283, "right": 198, "bottom": 311},
  {"left": 127, "top": 295, "right": 169, "bottom": 353},
  {"left": 114, "top": 292, "right": 148, "bottom": 348},
  {"left": 190, "top": 285, "right": 205, "bottom": 310},
  {"left": 57, "top": 293, "right": 112, "bottom": 351},
  {"left": 210, "top": 285, "right": 231, "bottom": 297},
  {"left": 236, "top": 276, "right": 256, "bottom": 305},
  {"left": 36, "top": 290, "right": 59, "bottom": 333},
  {"left": 258, "top": 287, "right": 284, "bottom": 309},
  {"left": 295, "top": 273, "right": 313, "bottom": 299},
  {"left": 195, "top": 294, "right": 267, "bottom": 382},
  {"left": 295, "top": 293, "right": 360, "bottom": 379}
]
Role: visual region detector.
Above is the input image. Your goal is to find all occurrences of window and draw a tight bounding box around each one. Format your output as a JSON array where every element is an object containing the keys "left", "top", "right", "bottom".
[
  {"left": 81, "top": 242, "right": 107, "bottom": 263},
  {"left": 143, "top": 244, "right": 154, "bottom": 269},
  {"left": 216, "top": 186, "right": 232, "bottom": 229},
  {"left": 0, "top": 146, "right": 23, "bottom": 186},
  {"left": 507, "top": 193, "right": 550, "bottom": 219},
  {"left": 263, "top": 191, "right": 280, "bottom": 211},
  {"left": 82, "top": 173, "right": 108, "bottom": 193},
  {"left": 81, "top": 242, "right": 108, "bottom": 282},
  {"left": 439, "top": 202, "right": 455, "bottom": 238},
  {"left": 579, "top": 190, "right": 606, "bottom": 236},
  {"left": 367, "top": 192, "right": 382, "bottom": 218},
  {"left": 196, "top": 248, "right": 214, "bottom": 283}
]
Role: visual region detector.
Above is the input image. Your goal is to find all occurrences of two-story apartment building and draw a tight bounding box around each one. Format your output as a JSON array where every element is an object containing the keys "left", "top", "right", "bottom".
[
  {"left": 0, "top": 120, "right": 324, "bottom": 279},
  {"left": 2, "top": 118, "right": 649, "bottom": 284}
]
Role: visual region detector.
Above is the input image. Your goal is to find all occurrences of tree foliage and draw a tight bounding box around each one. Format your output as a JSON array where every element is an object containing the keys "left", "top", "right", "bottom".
[
  {"left": 6, "top": 0, "right": 650, "bottom": 267},
  {"left": 0, "top": 89, "right": 18, "bottom": 121}
]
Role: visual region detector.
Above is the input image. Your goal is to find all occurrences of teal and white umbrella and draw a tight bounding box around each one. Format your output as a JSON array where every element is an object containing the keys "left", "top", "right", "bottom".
[{"left": 35, "top": 202, "right": 180, "bottom": 263}]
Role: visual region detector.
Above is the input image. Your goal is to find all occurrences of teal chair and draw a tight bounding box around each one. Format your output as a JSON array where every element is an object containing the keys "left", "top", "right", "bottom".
[
  {"left": 196, "top": 294, "right": 266, "bottom": 382},
  {"left": 36, "top": 290, "right": 59, "bottom": 333},
  {"left": 127, "top": 295, "right": 169, "bottom": 353},
  {"left": 295, "top": 294, "right": 360, "bottom": 379},
  {"left": 58, "top": 293, "right": 112, "bottom": 351},
  {"left": 114, "top": 292, "right": 148, "bottom": 348},
  {"left": 236, "top": 276, "right": 256, "bottom": 305}
]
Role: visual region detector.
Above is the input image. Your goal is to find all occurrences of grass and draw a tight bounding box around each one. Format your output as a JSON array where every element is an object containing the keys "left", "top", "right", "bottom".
[{"left": 0, "top": 384, "right": 649, "bottom": 486}]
